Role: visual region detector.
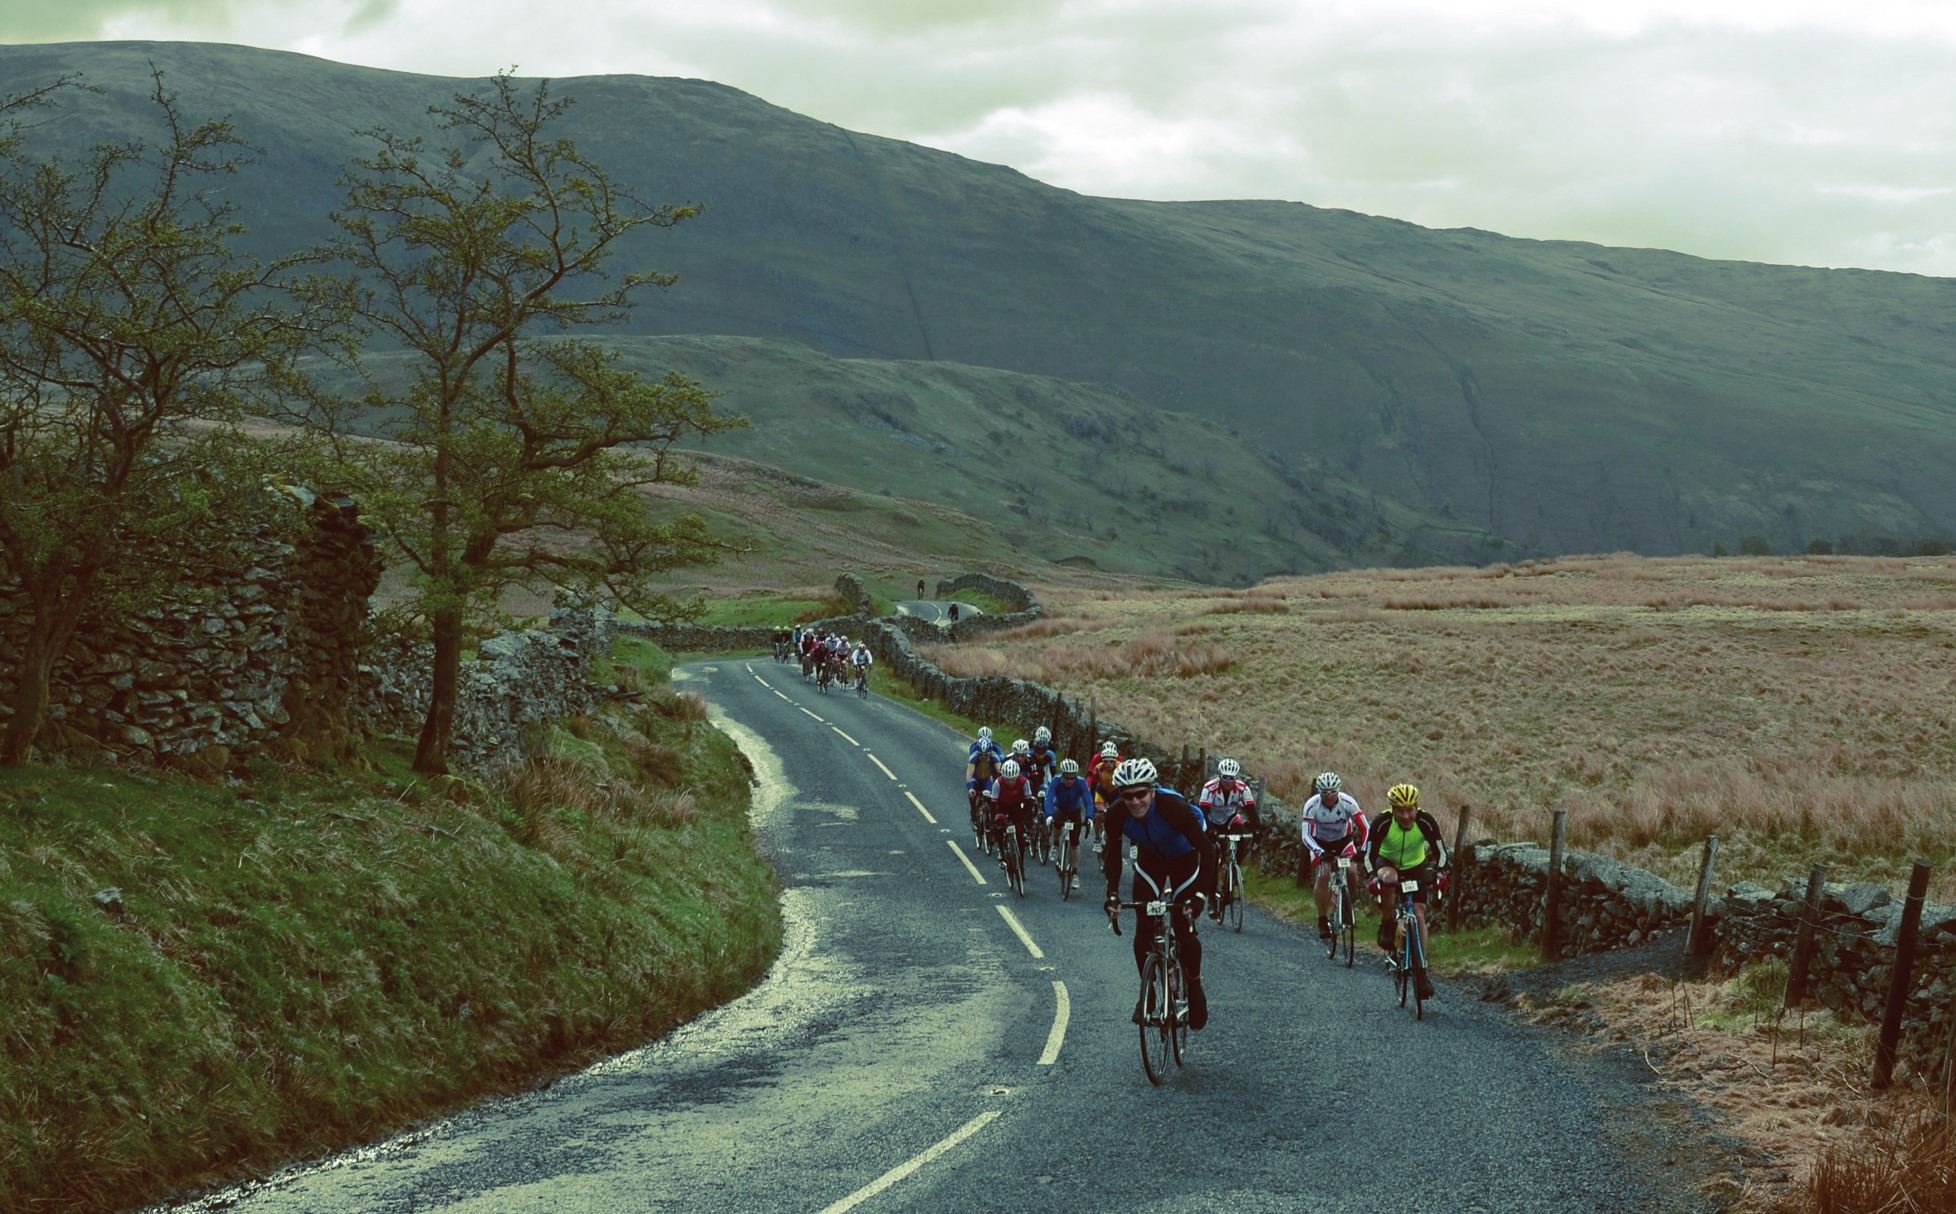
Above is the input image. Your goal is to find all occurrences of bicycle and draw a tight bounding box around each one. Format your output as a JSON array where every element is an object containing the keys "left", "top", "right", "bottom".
[
  {"left": 1215, "top": 833, "right": 1248, "bottom": 934},
  {"left": 816, "top": 655, "right": 836, "bottom": 694},
  {"left": 1110, "top": 892, "right": 1192, "bottom": 1085},
  {"left": 969, "top": 790, "right": 991, "bottom": 856},
  {"left": 853, "top": 665, "right": 869, "bottom": 699},
  {"left": 1054, "top": 820, "right": 1082, "bottom": 900},
  {"left": 1382, "top": 875, "right": 1431, "bottom": 1020},
  {"left": 1323, "top": 853, "right": 1356, "bottom": 967},
  {"left": 994, "top": 818, "right": 1026, "bottom": 898},
  {"left": 1030, "top": 813, "right": 1052, "bottom": 866}
]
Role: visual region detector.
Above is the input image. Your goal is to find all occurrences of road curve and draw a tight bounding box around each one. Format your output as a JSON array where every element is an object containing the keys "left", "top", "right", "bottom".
[{"left": 148, "top": 658, "right": 1731, "bottom": 1214}]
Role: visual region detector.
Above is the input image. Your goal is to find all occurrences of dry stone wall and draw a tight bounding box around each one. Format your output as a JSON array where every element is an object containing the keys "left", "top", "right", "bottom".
[{"left": 0, "top": 484, "right": 381, "bottom": 766}]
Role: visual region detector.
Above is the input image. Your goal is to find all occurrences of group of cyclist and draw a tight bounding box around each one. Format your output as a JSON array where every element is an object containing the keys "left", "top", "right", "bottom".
[
  {"left": 776, "top": 626, "right": 874, "bottom": 692},
  {"left": 963, "top": 725, "right": 1451, "bottom": 1032}
]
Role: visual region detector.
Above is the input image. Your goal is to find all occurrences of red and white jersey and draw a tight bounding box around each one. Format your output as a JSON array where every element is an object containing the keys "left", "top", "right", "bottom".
[
  {"left": 987, "top": 775, "right": 1038, "bottom": 816},
  {"left": 1197, "top": 777, "right": 1256, "bottom": 828},
  {"left": 1300, "top": 792, "right": 1368, "bottom": 857}
]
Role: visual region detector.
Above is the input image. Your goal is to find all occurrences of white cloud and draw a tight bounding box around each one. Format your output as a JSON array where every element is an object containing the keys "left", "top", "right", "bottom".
[{"left": 6, "top": 0, "right": 1956, "bottom": 274}]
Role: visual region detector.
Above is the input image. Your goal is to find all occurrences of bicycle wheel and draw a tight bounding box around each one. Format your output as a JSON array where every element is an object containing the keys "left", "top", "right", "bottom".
[
  {"left": 1410, "top": 922, "right": 1427, "bottom": 1021},
  {"left": 1058, "top": 831, "right": 1073, "bottom": 899},
  {"left": 1341, "top": 891, "right": 1355, "bottom": 968},
  {"left": 1324, "top": 884, "right": 1342, "bottom": 961},
  {"left": 1006, "top": 829, "right": 1024, "bottom": 897},
  {"left": 1228, "top": 862, "right": 1244, "bottom": 933},
  {"left": 1140, "top": 954, "right": 1171, "bottom": 1085},
  {"left": 1394, "top": 922, "right": 1410, "bottom": 1008},
  {"left": 1167, "top": 955, "right": 1188, "bottom": 1067}
]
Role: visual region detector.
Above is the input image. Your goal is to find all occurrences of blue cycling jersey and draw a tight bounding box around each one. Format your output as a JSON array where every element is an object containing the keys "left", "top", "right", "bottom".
[
  {"left": 1045, "top": 776, "right": 1094, "bottom": 818},
  {"left": 1118, "top": 788, "right": 1199, "bottom": 860}
]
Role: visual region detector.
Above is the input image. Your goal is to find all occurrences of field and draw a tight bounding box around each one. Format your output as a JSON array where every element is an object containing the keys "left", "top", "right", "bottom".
[{"left": 921, "top": 553, "right": 1956, "bottom": 898}]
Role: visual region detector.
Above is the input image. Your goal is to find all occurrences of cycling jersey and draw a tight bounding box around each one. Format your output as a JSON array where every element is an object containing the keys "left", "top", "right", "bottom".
[
  {"left": 1045, "top": 774, "right": 1095, "bottom": 820},
  {"left": 1089, "top": 751, "right": 1122, "bottom": 806},
  {"left": 850, "top": 648, "right": 872, "bottom": 667},
  {"left": 967, "top": 740, "right": 1002, "bottom": 784},
  {"left": 1369, "top": 810, "right": 1448, "bottom": 873},
  {"left": 1197, "top": 777, "right": 1257, "bottom": 829},
  {"left": 989, "top": 774, "right": 1038, "bottom": 816},
  {"left": 1301, "top": 792, "right": 1369, "bottom": 858}
]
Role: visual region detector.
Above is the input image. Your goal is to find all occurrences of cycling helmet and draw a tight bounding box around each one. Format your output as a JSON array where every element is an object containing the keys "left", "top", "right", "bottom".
[
  {"left": 1101, "top": 741, "right": 1119, "bottom": 759},
  {"left": 1012, "top": 738, "right": 1031, "bottom": 756},
  {"left": 1058, "top": 758, "right": 1080, "bottom": 775},
  {"left": 1001, "top": 759, "right": 1021, "bottom": 779},
  {"left": 1111, "top": 756, "right": 1158, "bottom": 789},
  {"left": 1313, "top": 771, "right": 1343, "bottom": 796},
  {"left": 1387, "top": 782, "right": 1420, "bottom": 810},
  {"left": 978, "top": 726, "right": 993, "bottom": 743},
  {"left": 1034, "top": 726, "right": 1052, "bottom": 743},
  {"left": 1216, "top": 757, "right": 1242, "bottom": 779}
]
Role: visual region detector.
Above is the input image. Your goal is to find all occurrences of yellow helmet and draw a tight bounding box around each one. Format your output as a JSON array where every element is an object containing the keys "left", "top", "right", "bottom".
[{"left": 1387, "top": 783, "right": 1420, "bottom": 810}]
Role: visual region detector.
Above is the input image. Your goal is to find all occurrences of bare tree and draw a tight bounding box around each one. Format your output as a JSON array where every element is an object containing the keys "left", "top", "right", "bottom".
[
  {"left": 327, "top": 72, "right": 741, "bottom": 774},
  {"left": 0, "top": 70, "right": 338, "bottom": 766}
]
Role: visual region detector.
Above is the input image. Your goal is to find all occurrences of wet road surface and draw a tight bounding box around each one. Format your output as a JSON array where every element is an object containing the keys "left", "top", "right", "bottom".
[{"left": 148, "top": 657, "right": 1732, "bottom": 1214}]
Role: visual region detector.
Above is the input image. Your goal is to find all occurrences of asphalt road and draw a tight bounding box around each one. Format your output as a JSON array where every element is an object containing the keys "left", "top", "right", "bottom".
[{"left": 150, "top": 658, "right": 1733, "bottom": 1214}]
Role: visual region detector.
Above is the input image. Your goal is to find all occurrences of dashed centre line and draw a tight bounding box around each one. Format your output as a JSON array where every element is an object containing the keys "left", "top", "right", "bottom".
[
  {"left": 865, "top": 752, "right": 898, "bottom": 781},
  {"left": 797, "top": 707, "right": 824, "bottom": 722},
  {"left": 903, "top": 791, "right": 937, "bottom": 824},
  {"left": 815, "top": 1110, "right": 1002, "bottom": 1214},
  {"left": 994, "top": 906, "right": 1045, "bottom": 960},
  {"left": 946, "top": 840, "right": 987, "bottom": 885},
  {"left": 831, "top": 726, "right": 861, "bottom": 746},
  {"left": 1038, "top": 981, "right": 1070, "bottom": 1066}
]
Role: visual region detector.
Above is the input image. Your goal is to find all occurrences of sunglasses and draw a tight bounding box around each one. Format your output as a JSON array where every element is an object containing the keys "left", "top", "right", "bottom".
[{"left": 1116, "top": 787, "right": 1152, "bottom": 804}]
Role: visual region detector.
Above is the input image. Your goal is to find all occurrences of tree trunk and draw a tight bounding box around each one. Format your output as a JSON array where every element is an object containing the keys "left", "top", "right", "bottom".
[
  {"left": 412, "top": 608, "right": 464, "bottom": 775},
  {"left": 1, "top": 610, "right": 67, "bottom": 767}
]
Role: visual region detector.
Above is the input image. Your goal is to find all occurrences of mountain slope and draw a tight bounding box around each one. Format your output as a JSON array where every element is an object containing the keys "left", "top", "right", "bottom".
[{"left": 5, "top": 40, "right": 1954, "bottom": 564}]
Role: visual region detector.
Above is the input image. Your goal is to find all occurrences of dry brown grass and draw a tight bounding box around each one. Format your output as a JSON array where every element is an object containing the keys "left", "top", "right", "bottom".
[{"left": 973, "top": 554, "right": 1956, "bottom": 896}]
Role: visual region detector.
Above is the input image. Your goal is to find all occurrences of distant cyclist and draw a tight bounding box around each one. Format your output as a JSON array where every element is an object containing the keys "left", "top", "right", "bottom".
[
  {"left": 1102, "top": 757, "right": 1216, "bottom": 1030},
  {"left": 1300, "top": 771, "right": 1369, "bottom": 941},
  {"left": 849, "top": 638, "right": 874, "bottom": 690},
  {"left": 1197, "top": 757, "right": 1260, "bottom": 843},
  {"left": 988, "top": 758, "right": 1039, "bottom": 872},
  {"left": 1025, "top": 726, "right": 1059, "bottom": 796},
  {"left": 1044, "top": 758, "right": 1095, "bottom": 890},
  {"left": 1088, "top": 740, "right": 1122, "bottom": 852},
  {"left": 966, "top": 726, "right": 1004, "bottom": 819},
  {"left": 1367, "top": 782, "right": 1448, "bottom": 1001}
]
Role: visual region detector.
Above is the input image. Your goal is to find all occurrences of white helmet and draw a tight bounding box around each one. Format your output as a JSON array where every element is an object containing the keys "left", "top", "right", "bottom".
[
  {"left": 1059, "top": 758, "right": 1080, "bottom": 775},
  {"left": 1216, "top": 757, "right": 1241, "bottom": 779},
  {"left": 1100, "top": 741, "right": 1119, "bottom": 759},
  {"left": 1001, "top": 759, "right": 1021, "bottom": 779},
  {"left": 1111, "top": 757, "right": 1158, "bottom": 789},
  {"left": 1012, "top": 738, "right": 1031, "bottom": 755},
  {"left": 1034, "top": 726, "right": 1052, "bottom": 743},
  {"left": 978, "top": 726, "right": 993, "bottom": 743}
]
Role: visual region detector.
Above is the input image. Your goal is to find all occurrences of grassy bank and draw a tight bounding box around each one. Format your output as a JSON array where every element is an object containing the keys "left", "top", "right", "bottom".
[{"left": 0, "top": 653, "right": 780, "bottom": 1214}]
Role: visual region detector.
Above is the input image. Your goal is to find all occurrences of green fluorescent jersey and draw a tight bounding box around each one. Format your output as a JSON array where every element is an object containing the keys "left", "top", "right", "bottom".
[{"left": 1377, "top": 817, "right": 1428, "bottom": 871}]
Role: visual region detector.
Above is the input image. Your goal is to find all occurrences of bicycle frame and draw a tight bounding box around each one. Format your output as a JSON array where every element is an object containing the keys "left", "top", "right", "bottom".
[
  {"left": 1383, "top": 876, "right": 1431, "bottom": 1019},
  {"left": 1114, "top": 891, "right": 1191, "bottom": 1084}
]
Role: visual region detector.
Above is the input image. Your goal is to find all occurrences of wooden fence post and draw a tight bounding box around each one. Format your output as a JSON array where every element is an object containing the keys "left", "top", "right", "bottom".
[
  {"left": 1942, "top": 984, "right": 1956, "bottom": 1115},
  {"left": 1687, "top": 834, "right": 1720, "bottom": 957},
  {"left": 1448, "top": 805, "right": 1473, "bottom": 933},
  {"left": 1197, "top": 746, "right": 1207, "bottom": 787},
  {"left": 1088, "top": 696, "right": 1097, "bottom": 757},
  {"left": 1784, "top": 863, "right": 1829, "bottom": 1010},
  {"left": 1543, "top": 808, "right": 1568, "bottom": 961},
  {"left": 1874, "top": 860, "right": 1933, "bottom": 1090}
]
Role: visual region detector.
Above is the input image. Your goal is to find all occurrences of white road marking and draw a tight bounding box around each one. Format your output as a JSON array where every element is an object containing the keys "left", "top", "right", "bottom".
[
  {"left": 866, "top": 753, "right": 898, "bottom": 781},
  {"left": 753, "top": 674, "right": 772, "bottom": 689},
  {"left": 904, "top": 791, "right": 937, "bottom": 824},
  {"left": 771, "top": 689, "right": 792, "bottom": 702},
  {"left": 1039, "top": 981, "right": 1070, "bottom": 1066},
  {"left": 947, "top": 840, "right": 987, "bottom": 885},
  {"left": 831, "top": 726, "right": 861, "bottom": 746},
  {"left": 995, "top": 906, "right": 1045, "bottom": 960},
  {"left": 798, "top": 707, "right": 824, "bottom": 722},
  {"left": 815, "top": 1110, "right": 1002, "bottom": 1214}
]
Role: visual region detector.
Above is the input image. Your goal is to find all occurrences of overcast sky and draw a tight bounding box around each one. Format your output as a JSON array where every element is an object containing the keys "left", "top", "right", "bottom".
[{"left": 7, "top": 0, "right": 1956, "bottom": 277}]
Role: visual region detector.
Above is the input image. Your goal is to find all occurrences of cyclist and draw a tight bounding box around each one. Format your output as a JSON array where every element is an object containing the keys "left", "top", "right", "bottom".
[
  {"left": 798, "top": 628, "right": 821, "bottom": 679},
  {"left": 1025, "top": 727, "right": 1059, "bottom": 796},
  {"left": 966, "top": 726, "right": 1004, "bottom": 821},
  {"left": 1088, "top": 740, "right": 1122, "bottom": 853},
  {"left": 1102, "top": 757, "right": 1216, "bottom": 1030},
  {"left": 988, "top": 758, "right": 1039, "bottom": 873},
  {"left": 1366, "top": 782, "right": 1448, "bottom": 1001},
  {"left": 849, "top": 638, "right": 874, "bottom": 689},
  {"left": 1197, "top": 757, "right": 1258, "bottom": 921},
  {"left": 1197, "top": 756, "right": 1260, "bottom": 839},
  {"left": 1301, "top": 771, "right": 1370, "bottom": 941},
  {"left": 1044, "top": 757, "right": 1095, "bottom": 890}
]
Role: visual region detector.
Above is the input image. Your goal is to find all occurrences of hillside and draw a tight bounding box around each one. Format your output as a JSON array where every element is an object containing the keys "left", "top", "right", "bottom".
[{"left": 5, "top": 41, "right": 1955, "bottom": 568}]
